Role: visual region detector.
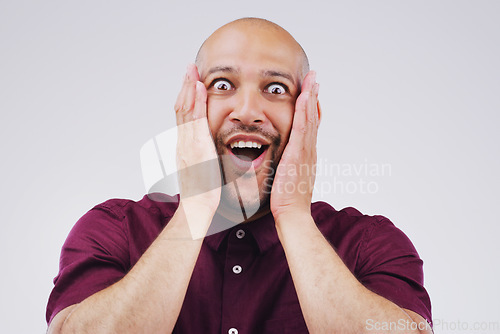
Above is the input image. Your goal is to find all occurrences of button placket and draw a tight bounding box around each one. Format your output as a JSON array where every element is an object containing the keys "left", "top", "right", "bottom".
[{"left": 221, "top": 228, "right": 254, "bottom": 333}]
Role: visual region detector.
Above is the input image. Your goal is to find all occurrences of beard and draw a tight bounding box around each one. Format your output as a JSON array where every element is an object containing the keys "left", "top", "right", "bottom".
[{"left": 214, "top": 124, "right": 282, "bottom": 222}]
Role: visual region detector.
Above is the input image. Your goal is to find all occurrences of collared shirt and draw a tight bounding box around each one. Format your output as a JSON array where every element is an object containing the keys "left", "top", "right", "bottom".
[{"left": 47, "top": 195, "right": 432, "bottom": 333}]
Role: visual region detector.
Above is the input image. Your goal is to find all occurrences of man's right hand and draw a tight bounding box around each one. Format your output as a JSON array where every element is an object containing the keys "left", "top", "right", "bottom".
[
  {"left": 48, "top": 65, "right": 221, "bottom": 334},
  {"left": 47, "top": 70, "right": 219, "bottom": 332},
  {"left": 174, "top": 64, "right": 221, "bottom": 238}
]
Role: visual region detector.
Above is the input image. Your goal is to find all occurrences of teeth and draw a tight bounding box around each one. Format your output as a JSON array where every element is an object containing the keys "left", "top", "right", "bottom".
[{"left": 229, "top": 141, "right": 263, "bottom": 149}]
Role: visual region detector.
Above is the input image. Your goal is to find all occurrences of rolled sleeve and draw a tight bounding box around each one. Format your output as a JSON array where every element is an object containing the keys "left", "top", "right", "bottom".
[
  {"left": 46, "top": 204, "right": 130, "bottom": 324},
  {"left": 357, "top": 217, "right": 432, "bottom": 326}
]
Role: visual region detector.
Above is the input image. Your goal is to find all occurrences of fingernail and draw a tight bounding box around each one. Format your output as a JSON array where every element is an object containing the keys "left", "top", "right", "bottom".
[{"left": 311, "top": 71, "right": 317, "bottom": 84}]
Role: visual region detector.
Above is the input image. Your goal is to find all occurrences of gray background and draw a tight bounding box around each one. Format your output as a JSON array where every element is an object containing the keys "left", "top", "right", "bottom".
[{"left": 1, "top": 1, "right": 499, "bottom": 333}]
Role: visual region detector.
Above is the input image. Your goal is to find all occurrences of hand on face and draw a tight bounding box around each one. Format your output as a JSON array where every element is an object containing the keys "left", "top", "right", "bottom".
[
  {"left": 174, "top": 64, "right": 221, "bottom": 231},
  {"left": 270, "top": 71, "right": 320, "bottom": 220}
]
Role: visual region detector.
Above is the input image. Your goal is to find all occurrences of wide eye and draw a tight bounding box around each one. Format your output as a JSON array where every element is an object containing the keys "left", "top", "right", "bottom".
[
  {"left": 266, "top": 83, "right": 287, "bottom": 95},
  {"left": 213, "top": 79, "right": 233, "bottom": 91}
]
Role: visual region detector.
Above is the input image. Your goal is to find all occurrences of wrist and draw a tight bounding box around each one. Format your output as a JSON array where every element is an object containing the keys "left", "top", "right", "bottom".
[
  {"left": 273, "top": 207, "right": 313, "bottom": 228},
  {"left": 180, "top": 197, "right": 218, "bottom": 213},
  {"left": 172, "top": 200, "right": 217, "bottom": 239},
  {"left": 272, "top": 202, "right": 311, "bottom": 221},
  {"left": 274, "top": 209, "right": 317, "bottom": 247}
]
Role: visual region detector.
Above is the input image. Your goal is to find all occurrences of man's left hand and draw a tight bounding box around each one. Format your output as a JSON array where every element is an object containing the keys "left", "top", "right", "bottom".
[{"left": 270, "top": 71, "right": 320, "bottom": 220}]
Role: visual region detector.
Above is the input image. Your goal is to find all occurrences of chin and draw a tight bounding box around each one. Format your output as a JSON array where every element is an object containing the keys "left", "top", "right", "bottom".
[{"left": 217, "top": 180, "right": 271, "bottom": 223}]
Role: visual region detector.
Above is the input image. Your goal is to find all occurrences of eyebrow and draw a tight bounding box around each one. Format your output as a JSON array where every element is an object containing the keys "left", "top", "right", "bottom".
[
  {"left": 261, "top": 70, "right": 295, "bottom": 85},
  {"left": 206, "top": 66, "right": 239, "bottom": 77}
]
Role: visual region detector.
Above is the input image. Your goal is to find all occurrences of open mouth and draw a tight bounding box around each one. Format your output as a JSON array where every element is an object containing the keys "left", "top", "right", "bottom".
[{"left": 228, "top": 141, "right": 268, "bottom": 162}]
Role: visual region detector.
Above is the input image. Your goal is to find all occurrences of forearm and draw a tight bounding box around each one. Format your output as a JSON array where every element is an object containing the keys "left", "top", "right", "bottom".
[
  {"left": 56, "top": 203, "right": 214, "bottom": 334},
  {"left": 275, "top": 212, "right": 425, "bottom": 334}
]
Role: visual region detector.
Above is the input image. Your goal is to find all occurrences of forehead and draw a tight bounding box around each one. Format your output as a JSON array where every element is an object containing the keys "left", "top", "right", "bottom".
[{"left": 198, "top": 26, "right": 305, "bottom": 83}]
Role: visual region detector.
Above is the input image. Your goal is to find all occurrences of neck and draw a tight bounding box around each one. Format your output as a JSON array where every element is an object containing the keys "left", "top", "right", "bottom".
[{"left": 216, "top": 202, "right": 271, "bottom": 224}]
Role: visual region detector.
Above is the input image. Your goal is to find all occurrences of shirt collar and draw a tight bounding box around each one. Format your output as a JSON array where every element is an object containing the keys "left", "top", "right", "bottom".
[{"left": 204, "top": 211, "right": 279, "bottom": 254}]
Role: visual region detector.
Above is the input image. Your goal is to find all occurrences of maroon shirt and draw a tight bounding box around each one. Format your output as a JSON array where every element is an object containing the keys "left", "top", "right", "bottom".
[{"left": 47, "top": 195, "right": 432, "bottom": 333}]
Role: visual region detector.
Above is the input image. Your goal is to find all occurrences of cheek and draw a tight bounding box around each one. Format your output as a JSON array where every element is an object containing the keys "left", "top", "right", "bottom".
[{"left": 267, "top": 105, "right": 294, "bottom": 140}]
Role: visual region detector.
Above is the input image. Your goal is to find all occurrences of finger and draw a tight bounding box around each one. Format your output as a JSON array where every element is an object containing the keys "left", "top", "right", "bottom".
[
  {"left": 316, "top": 100, "right": 322, "bottom": 126},
  {"left": 175, "top": 77, "right": 191, "bottom": 125},
  {"left": 182, "top": 68, "right": 197, "bottom": 118},
  {"left": 281, "top": 94, "right": 309, "bottom": 166},
  {"left": 183, "top": 64, "right": 202, "bottom": 120},
  {"left": 304, "top": 73, "right": 318, "bottom": 121},
  {"left": 175, "top": 64, "right": 200, "bottom": 111},
  {"left": 298, "top": 71, "right": 316, "bottom": 131},
  {"left": 292, "top": 90, "right": 308, "bottom": 134},
  {"left": 307, "top": 82, "right": 319, "bottom": 132},
  {"left": 291, "top": 70, "right": 314, "bottom": 130},
  {"left": 175, "top": 64, "right": 199, "bottom": 125},
  {"left": 189, "top": 63, "right": 201, "bottom": 81},
  {"left": 305, "top": 83, "right": 319, "bottom": 158},
  {"left": 313, "top": 83, "right": 320, "bottom": 123},
  {"left": 301, "top": 70, "right": 316, "bottom": 94},
  {"left": 291, "top": 74, "right": 319, "bottom": 161},
  {"left": 175, "top": 66, "right": 191, "bottom": 114},
  {"left": 303, "top": 73, "right": 319, "bottom": 133},
  {"left": 193, "top": 81, "right": 207, "bottom": 120}
]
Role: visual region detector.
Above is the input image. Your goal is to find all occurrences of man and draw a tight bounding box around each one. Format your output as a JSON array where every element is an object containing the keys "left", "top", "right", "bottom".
[{"left": 47, "top": 18, "right": 432, "bottom": 333}]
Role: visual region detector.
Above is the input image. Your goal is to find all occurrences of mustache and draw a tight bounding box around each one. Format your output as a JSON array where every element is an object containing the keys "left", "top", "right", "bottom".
[{"left": 215, "top": 124, "right": 281, "bottom": 148}]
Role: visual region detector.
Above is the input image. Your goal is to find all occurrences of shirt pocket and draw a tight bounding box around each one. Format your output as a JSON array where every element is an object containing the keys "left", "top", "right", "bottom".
[{"left": 261, "top": 314, "right": 309, "bottom": 334}]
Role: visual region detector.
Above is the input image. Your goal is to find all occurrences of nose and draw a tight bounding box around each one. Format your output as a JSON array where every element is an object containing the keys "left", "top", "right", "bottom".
[{"left": 229, "top": 88, "right": 265, "bottom": 125}]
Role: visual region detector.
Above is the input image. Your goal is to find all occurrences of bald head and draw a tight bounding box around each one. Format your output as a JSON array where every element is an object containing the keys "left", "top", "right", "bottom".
[{"left": 196, "top": 18, "right": 309, "bottom": 80}]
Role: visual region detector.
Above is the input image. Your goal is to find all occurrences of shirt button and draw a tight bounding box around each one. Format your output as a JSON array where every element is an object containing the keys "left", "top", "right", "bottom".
[
  {"left": 236, "top": 229, "right": 245, "bottom": 239},
  {"left": 232, "top": 265, "right": 242, "bottom": 274},
  {"left": 228, "top": 328, "right": 238, "bottom": 334}
]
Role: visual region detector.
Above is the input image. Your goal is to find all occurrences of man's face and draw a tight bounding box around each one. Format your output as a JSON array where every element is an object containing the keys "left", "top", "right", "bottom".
[{"left": 197, "top": 24, "right": 305, "bottom": 219}]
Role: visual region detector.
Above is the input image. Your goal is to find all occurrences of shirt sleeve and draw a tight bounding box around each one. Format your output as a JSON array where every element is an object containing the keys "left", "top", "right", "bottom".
[
  {"left": 356, "top": 217, "right": 432, "bottom": 327},
  {"left": 46, "top": 203, "right": 130, "bottom": 325}
]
